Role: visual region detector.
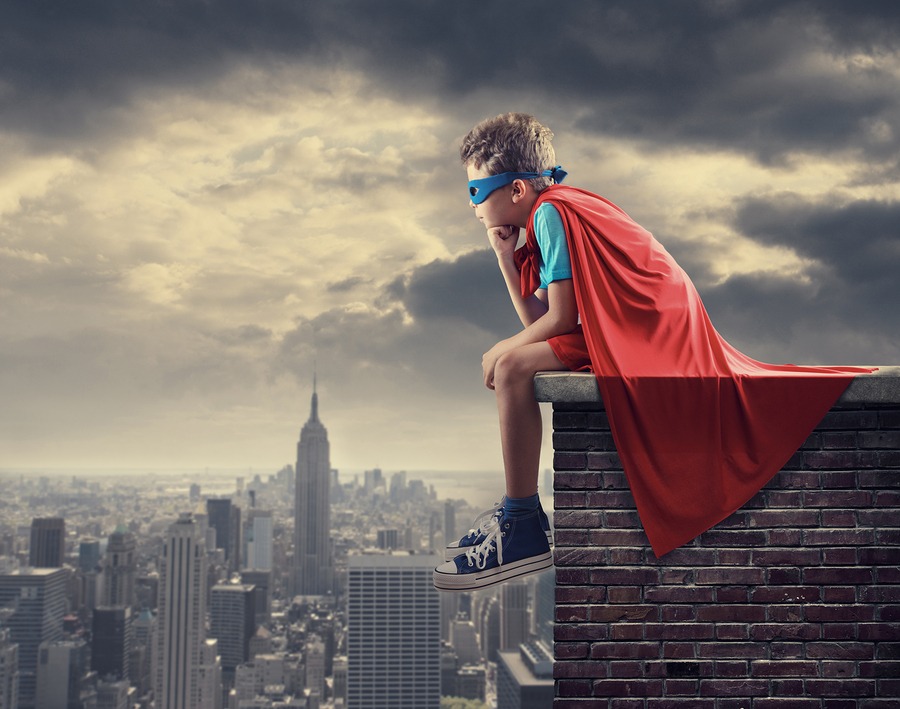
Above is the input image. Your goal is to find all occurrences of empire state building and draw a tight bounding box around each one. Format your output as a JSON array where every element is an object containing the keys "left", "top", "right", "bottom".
[{"left": 293, "top": 380, "right": 333, "bottom": 596}]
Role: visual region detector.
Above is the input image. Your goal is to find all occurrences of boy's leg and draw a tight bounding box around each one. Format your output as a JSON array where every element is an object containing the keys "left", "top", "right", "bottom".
[{"left": 493, "top": 341, "right": 569, "bottom": 499}]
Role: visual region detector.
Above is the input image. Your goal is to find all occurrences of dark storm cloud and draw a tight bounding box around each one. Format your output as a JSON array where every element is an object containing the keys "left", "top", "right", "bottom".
[
  {"left": 696, "top": 194, "right": 900, "bottom": 361},
  {"left": 4, "top": 1, "right": 898, "bottom": 162},
  {"left": 397, "top": 249, "right": 520, "bottom": 337}
]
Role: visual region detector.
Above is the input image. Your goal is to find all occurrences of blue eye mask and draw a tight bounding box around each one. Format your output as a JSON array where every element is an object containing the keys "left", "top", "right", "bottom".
[{"left": 467, "top": 166, "right": 567, "bottom": 205}]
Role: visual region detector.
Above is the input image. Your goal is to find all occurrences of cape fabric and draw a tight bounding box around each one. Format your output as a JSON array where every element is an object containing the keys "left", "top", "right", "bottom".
[{"left": 518, "top": 185, "right": 874, "bottom": 557}]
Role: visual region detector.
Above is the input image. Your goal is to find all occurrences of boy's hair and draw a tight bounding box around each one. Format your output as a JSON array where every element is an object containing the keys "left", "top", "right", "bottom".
[{"left": 460, "top": 113, "right": 558, "bottom": 192}]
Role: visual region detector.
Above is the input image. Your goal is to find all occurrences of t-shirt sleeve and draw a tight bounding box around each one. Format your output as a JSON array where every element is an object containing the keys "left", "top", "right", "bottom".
[{"left": 533, "top": 202, "right": 572, "bottom": 289}]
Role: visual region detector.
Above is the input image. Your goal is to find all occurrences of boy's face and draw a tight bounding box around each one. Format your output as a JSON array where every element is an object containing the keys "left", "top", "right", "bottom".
[{"left": 466, "top": 164, "right": 529, "bottom": 230}]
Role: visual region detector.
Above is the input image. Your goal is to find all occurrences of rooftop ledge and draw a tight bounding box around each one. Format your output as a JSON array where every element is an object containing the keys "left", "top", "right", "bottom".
[{"left": 534, "top": 365, "right": 900, "bottom": 405}]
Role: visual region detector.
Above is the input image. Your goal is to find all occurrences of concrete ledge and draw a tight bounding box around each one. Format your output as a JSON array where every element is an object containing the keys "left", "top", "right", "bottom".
[{"left": 535, "top": 365, "right": 900, "bottom": 405}]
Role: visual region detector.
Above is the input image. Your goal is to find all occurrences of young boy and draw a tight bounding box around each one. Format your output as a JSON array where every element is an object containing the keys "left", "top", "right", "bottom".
[{"left": 432, "top": 113, "right": 871, "bottom": 592}]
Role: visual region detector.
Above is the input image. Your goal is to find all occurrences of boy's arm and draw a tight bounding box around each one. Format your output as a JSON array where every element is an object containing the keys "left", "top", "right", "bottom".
[
  {"left": 482, "top": 277, "right": 578, "bottom": 389},
  {"left": 490, "top": 226, "right": 548, "bottom": 327}
]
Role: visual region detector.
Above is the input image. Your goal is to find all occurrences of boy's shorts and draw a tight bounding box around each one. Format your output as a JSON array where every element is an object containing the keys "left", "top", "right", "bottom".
[{"left": 548, "top": 324, "right": 594, "bottom": 372}]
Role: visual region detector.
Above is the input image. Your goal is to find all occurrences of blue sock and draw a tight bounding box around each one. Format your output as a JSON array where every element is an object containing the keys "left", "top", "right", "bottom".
[{"left": 504, "top": 493, "right": 540, "bottom": 519}]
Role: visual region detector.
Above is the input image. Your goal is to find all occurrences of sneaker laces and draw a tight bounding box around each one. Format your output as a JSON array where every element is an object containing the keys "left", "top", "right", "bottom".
[
  {"left": 465, "top": 519, "right": 506, "bottom": 570},
  {"left": 462, "top": 501, "right": 503, "bottom": 541}
]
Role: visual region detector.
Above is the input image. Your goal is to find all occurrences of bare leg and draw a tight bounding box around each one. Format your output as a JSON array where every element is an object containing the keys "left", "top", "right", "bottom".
[{"left": 492, "top": 341, "right": 569, "bottom": 498}]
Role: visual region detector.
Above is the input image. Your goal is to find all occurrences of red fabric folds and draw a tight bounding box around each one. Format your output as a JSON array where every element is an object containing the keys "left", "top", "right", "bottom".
[{"left": 521, "top": 185, "right": 874, "bottom": 556}]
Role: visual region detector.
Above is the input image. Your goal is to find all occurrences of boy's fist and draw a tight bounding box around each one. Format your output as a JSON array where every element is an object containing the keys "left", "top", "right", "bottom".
[{"left": 487, "top": 225, "right": 519, "bottom": 258}]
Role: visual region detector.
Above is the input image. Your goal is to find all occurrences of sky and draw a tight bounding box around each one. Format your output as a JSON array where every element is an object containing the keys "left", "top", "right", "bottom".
[{"left": 1, "top": 0, "right": 898, "bottom": 479}]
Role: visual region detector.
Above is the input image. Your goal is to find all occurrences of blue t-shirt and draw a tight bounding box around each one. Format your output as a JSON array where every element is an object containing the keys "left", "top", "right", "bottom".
[{"left": 533, "top": 202, "right": 572, "bottom": 289}]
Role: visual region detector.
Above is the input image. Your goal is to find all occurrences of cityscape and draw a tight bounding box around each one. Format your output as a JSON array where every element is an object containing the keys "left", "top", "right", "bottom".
[{"left": 0, "top": 384, "right": 555, "bottom": 709}]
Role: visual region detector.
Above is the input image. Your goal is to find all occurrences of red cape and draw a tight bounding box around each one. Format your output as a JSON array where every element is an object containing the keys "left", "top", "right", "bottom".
[{"left": 520, "top": 185, "right": 874, "bottom": 556}]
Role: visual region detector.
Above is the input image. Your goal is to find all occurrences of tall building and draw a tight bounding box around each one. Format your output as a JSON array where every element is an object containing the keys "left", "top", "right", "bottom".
[
  {"left": 500, "top": 580, "right": 530, "bottom": 651},
  {"left": 155, "top": 513, "right": 208, "bottom": 709},
  {"left": 243, "top": 509, "right": 273, "bottom": 572},
  {"left": 35, "top": 639, "right": 95, "bottom": 708},
  {"left": 207, "top": 499, "right": 241, "bottom": 572},
  {"left": 103, "top": 527, "right": 137, "bottom": 608},
  {"left": 0, "top": 567, "right": 67, "bottom": 709},
  {"left": 92, "top": 606, "right": 133, "bottom": 680},
  {"left": 496, "top": 640, "right": 554, "bottom": 709},
  {"left": 78, "top": 538, "right": 101, "bottom": 572},
  {"left": 533, "top": 569, "right": 555, "bottom": 648},
  {"left": 28, "top": 518, "right": 65, "bottom": 568},
  {"left": 209, "top": 584, "right": 256, "bottom": 673},
  {"left": 347, "top": 553, "right": 441, "bottom": 709},
  {"left": 0, "top": 623, "right": 18, "bottom": 709},
  {"left": 293, "top": 380, "right": 333, "bottom": 596}
]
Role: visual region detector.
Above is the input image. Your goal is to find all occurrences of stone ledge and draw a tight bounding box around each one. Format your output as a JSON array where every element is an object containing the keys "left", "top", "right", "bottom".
[{"left": 534, "top": 366, "right": 900, "bottom": 404}]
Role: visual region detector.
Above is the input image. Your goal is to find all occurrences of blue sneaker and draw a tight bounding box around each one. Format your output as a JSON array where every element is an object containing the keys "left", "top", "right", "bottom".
[
  {"left": 444, "top": 499, "right": 553, "bottom": 561},
  {"left": 433, "top": 509, "right": 553, "bottom": 592}
]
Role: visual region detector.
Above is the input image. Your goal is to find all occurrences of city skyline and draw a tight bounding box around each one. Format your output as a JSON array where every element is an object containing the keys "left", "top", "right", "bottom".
[{"left": 1, "top": 2, "right": 898, "bottom": 475}]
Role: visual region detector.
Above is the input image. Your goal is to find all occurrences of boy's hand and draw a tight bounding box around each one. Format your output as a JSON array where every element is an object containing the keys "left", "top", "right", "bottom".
[
  {"left": 482, "top": 340, "right": 509, "bottom": 390},
  {"left": 487, "top": 225, "right": 519, "bottom": 261}
]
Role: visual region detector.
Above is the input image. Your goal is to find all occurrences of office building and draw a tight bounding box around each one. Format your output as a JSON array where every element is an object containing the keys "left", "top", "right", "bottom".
[
  {"left": 103, "top": 527, "right": 137, "bottom": 608},
  {"left": 0, "top": 624, "right": 18, "bottom": 709},
  {"left": 500, "top": 580, "right": 530, "bottom": 651},
  {"left": 496, "top": 641, "right": 554, "bottom": 709},
  {"left": 35, "top": 639, "right": 94, "bottom": 708},
  {"left": 347, "top": 553, "right": 441, "bottom": 709},
  {"left": 28, "top": 518, "right": 65, "bottom": 568},
  {"left": 243, "top": 509, "right": 273, "bottom": 572},
  {"left": 155, "top": 513, "right": 208, "bottom": 709},
  {"left": 78, "top": 538, "right": 101, "bottom": 572},
  {"left": 293, "top": 380, "right": 333, "bottom": 596},
  {"left": 91, "top": 606, "right": 132, "bottom": 680},
  {"left": 0, "top": 567, "right": 67, "bottom": 709},
  {"left": 209, "top": 584, "right": 256, "bottom": 673},
  {"left": 207, "top": 499, "right": 241, "bottom": 572}
]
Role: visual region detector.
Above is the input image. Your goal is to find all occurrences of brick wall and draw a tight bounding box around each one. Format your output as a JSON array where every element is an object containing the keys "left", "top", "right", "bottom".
[{"left": 535, "top": 370, "right": 900, "bottom": 709}]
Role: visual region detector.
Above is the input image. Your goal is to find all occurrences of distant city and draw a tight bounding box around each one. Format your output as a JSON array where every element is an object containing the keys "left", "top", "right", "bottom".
[{"left": 0, "top": 386, "right": 554, "bottom": 709}]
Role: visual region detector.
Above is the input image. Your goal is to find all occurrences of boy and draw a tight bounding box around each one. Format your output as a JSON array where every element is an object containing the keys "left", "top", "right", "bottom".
[{"left": 433, "top": 113, "right": 871, "bottom": 592}]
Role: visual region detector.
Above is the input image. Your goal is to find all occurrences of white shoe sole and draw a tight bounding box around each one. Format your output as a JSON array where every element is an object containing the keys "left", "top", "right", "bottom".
[
  {"left": 444, "top": 530, "right": 553, "bottom": 562},
  {"left": 433, "top": 550, "right": 553, "bottom": 592}
]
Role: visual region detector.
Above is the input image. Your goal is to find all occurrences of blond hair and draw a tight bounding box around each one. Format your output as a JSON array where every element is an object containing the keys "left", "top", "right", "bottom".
[{"left": 460, "top": 113, "right": 557, "bottom": 192}]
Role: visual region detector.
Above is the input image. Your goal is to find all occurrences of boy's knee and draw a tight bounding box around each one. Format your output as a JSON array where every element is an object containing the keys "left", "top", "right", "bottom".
[{"left": 494, "top": 349, "right": 534, "bottom": 388}]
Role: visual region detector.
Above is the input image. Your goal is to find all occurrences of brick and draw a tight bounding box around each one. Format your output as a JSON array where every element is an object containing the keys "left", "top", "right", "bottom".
[
  {"left": 554, "top": 431, "right": 615, "bottom": 451},
  {"left": 860, "top": 469, "right": 900, "bottom": 488},
  {"left": 821, "top": 623, "right": 857, "bottom": 640},
  {"left": 556, "top": 585, "right": 608, "bottom": 603},
  {"left": 770, "top": 642, "right": 805, "bottom": 659},
  {"left": 646, "top": 701, "right": 716, "bottom": 709},
  {"left": 592, "top": 679, "right": 663, "bottom": 697},
  {"left": 748, "top": 509, "right": 819, "bottom": 527},
  {"left": 554, "top": 661, "right": 609, "bottom": 678},
  {"left": 555, "top": 642, "right": 590, "bottom": 659},
  {"left": 803, "top": 528, "right": 875, "bottom": 546},
  {"left": 661, "top": 606, "right": 695, "bottom": 622},
  {"left": 607, "top": 586, "right": 642, "bottom": 604},
  {"left": 590, "top": 567, "right": 661, "bottom": 585},
  {"left": 586, "top": 452, "right": 624, "bottom": 470},
  {"left": 820, "top": 660, "right": 857, "bottom": 678},
  {"left": 821, "top": 508, "right": 857, "bottom": 526},
  {"left": 695, "top": 567, "right": 766, "bottom": 585},
  {"left": 820, "top": 470, "right": 859, "bottom": 487},
  {"left": 700, "top": 529, "right": 768, "bottom": 547},
  {"left": 753, "top": 701, "right": 821, "bottom": 709},
  {"left": 716, "top": 624, "right": 750, "bottom": 640},
  {"left": 806, "top": 642, "right": 875, "bottom": 659},
  {"left": 696, "top": 605, "right": 765, "bottom": 623},
  {"left": 554, "top": 491, "right": 588, "bottom": 508},
  {"left": 712, "top": 660, "right": 748, "bottom": 677},
  {"left": 750, "top": 586, "right": 820, "bottom": 604},
  {"left": 751, "top": 623, "right": 820, "bottom": 641},
  {"left": 822, "top": 547, "right": 859, "bottom": 565},
  {"left": 805, "top": 604, "right": 875, "bottom": 622},
  {"left": 822, "top": 586, "right": 856, "bottom": 603},
  {"left": 589, "top": 605, "right": 656, "bottom": 622},
  {"left": 556, "top": 679, "right": 594, "bottom": 697},
  {"left": 662, "top": 643, "right": 696, "bottom": 659},
  {"left": 860, "top": 430, "right": 900, "bottom": 448},
  {"left": 644, "top": 586, "right": 715, "bottom": 603},
  {"left": 806, "top": 679, "right": 876, "bottom": 697},
  {"left": 554, "top": 471, "right": 602, "bottom": 489},
  {"left": 591, "top": 642, "right": 660, "bottom": 659},
  {"left": 586, "top": 530, "right": 648, "bottom": 547},
  {"left": 697, "top": 643, "right": 768, "bottom": 659},
  {"left": 803, "top": 489, "right": 874, "bottom": 507},
  {"left": 555, "top": 623, "right": 608, "bottom": 641},
  {"left": 554, "top": 451, "right": 589, "bottom": 470},
  {"left": 751, "top": 660, "right": 818, "bottom": 677},
  {"left": 610, "top": 624, "right": 644, "bottom": 640},
  {"left": 766, "top": 605, "right": 805, "bottom": 623},
  {"left": 555, "top": 548, "right": 610, "bottom": 566},
  {"left": 555, "top": 509, "right": 604, "bottom": 528},
  {"left": 698, "top": 678, "right": 768, "bottom": 696},
  {"left": 643, "top": 623, "right": 716, "bottom": 640},
  {"left": 752, "top": 547, "right": 821, "bottom": 566},
  {"left": 803, "top": 566, "right": 875, "bottom": 585},
  {"left": 857, "top": 622, "right": 900, "bottom": 640},
  {"left": 585, "top": 490, "right": 635, "bottom": 508}
]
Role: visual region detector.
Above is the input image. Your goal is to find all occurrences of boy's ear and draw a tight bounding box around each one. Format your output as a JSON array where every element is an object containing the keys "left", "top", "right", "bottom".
[{"left": 510, "top": 178, "right": 528, "bottom": 203}]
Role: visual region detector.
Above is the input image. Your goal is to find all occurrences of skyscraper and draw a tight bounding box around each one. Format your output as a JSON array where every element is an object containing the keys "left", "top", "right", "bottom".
[
  {"left": 0, "top": 567, "right": 67, "bottom": 709},
  {"left": 293, "top": 380, "right": 333, "bottom": 596},
  {"left": 496, "top": 640, "right": 554, "bottom": 709},
  {"left": 209, "top": 584, "right": 256, "bottom": 673},
  {"left": 35, "top": 639, "right": 94, "bottom": 708},
  {"left": 347, "top": 553, "right": 441, "bottom": 709},
  {"left": 103, "top": 527, "right": 137, "bottom": 608},
  {"left": 243, "top": 509, "right": 273, "bottom": 572},
  {"left": 155, "top": 513, "right": 208, "bottom": 709},
  {"left": 207, "top": 498, "right": 241, "bottom": 572},
  {"left": 91, "top": 606, "right": 133, "bottom": 680},
  {"left": 0, "top": 623, "right": 19, "bottom": 709},
  {"left": 500, "top": 580, "right": 530, "bottom": 651},
  {"left": 28, "top": 518, "right": 65, "bottom": 568}
]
